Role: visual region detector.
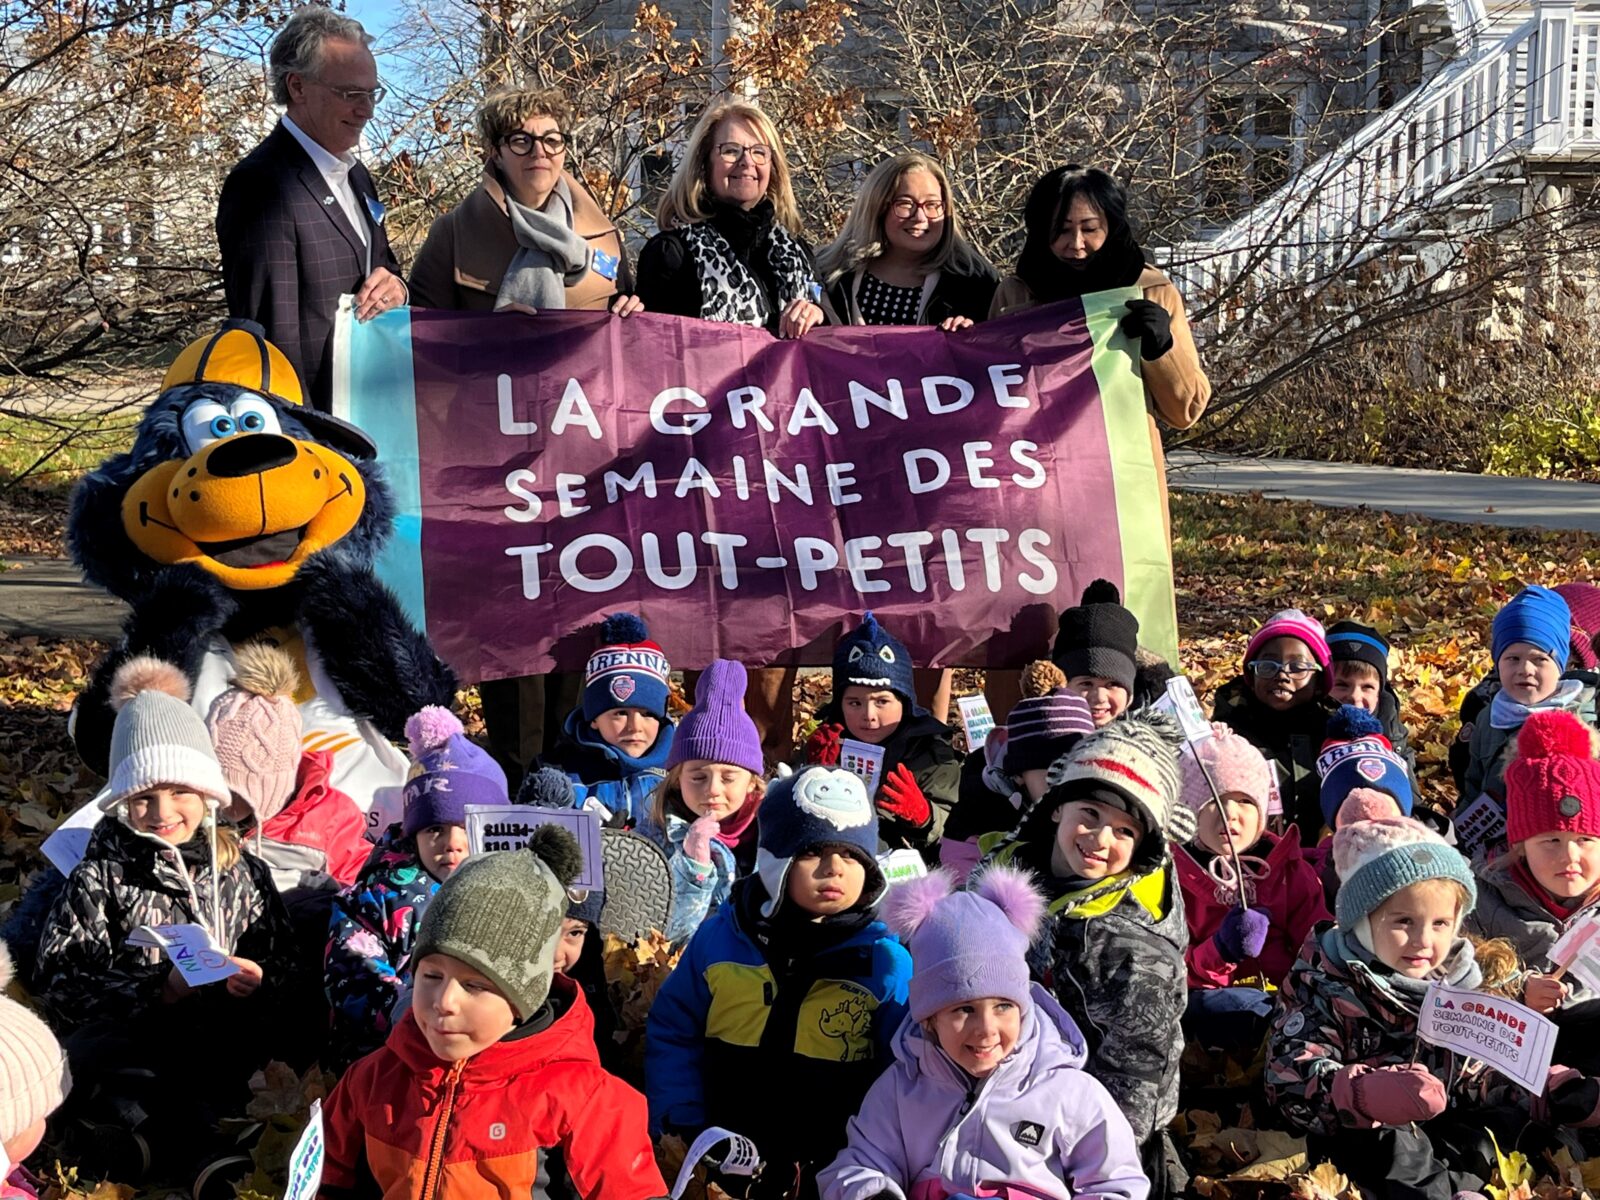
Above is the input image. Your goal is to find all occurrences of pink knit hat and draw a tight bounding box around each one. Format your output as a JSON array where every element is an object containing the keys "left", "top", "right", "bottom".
[
  {"left": 1244, "top": 609, "right": 1332, "bottom": 672},
  {"left": 1504, "top": 709, "right": 1600, "bottom": 845},
  {"left": 206, "top": 643, "right": 303, "bottom": 822},
  {"left": 1178, "top": 723, "right": 1274, "bottom": 823},
  {"left": 1554, "top": 583, "right": 1600, "bottom": 671},
  {"left": 0, "top": 944, "right": 69, "bottom": 1146}
]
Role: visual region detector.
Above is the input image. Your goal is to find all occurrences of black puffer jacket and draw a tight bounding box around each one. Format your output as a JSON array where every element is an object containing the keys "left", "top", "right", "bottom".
[{"left": 1211, "top": 677, "right": 1340, "bottom": 841}]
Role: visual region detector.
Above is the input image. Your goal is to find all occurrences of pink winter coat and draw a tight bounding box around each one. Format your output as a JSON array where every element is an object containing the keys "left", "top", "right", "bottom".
[{"left": 1175, "top": 827, "right": 1329, "bottom": 990}]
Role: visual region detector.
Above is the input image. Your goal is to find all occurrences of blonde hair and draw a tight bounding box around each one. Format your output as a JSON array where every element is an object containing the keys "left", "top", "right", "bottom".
[
  {"left": 816, "top": 151, "right": 993, "bottom": 284},
  {"left": 119, "top": 794, "right": 241, "bottom": 870},
  {"left": 657, "top": 100, "right": 803, "bottom": 235},
  {"left": 475, "top": 86, "right": 573, "bottom": 158},
  {"left": 649, "top": 762, "right": 766, "bottom": 830}
]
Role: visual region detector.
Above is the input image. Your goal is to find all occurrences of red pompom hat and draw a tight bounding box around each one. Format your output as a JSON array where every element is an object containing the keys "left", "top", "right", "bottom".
[{"left": 1504, "top": 709, "right": 1600, "bottom": 844}]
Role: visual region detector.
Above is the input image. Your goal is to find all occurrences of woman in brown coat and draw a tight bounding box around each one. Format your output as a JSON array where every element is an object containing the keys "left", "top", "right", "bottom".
[{"left": 986, "top": 165, "right": 1210, "bottom": 719}]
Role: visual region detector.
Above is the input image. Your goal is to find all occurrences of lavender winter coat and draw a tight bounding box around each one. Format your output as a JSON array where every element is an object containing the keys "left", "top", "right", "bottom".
[{"left": 818, "top": 984, "right": 1148, "bottom": 1200}]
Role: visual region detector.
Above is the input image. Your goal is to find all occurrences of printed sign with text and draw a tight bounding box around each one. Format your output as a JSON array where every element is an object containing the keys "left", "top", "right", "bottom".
[
  {"left": 463, "top": 805, "right": 604, "bottom": 892},
  {"left": 1418, "top": 983, "right": 1557, "bottom": 1093}
]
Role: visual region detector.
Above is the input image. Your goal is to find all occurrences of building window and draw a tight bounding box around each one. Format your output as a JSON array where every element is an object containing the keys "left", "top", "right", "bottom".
[{"left": 1202, "top": 90, "right": 1300, "bottom": 217}]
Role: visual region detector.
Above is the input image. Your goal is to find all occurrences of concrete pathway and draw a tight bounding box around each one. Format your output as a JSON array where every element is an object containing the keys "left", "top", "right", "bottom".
[
  {"left": 0, "top": 556, "right": 125, "bottom": 641},
  {"left": 1167, "top": 450, "right": 1600, "bottom": 534}
]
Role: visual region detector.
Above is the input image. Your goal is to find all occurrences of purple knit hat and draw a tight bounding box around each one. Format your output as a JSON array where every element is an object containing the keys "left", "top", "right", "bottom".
[
  {"left": 666, "top": 659, "right": 763, "bottom": 773},
  {"left": 402, "top": 707, "right": 509, "bottom": 836},
  {"left": 1244, "top": 609, "right": 1332, "bottom": 675},
  {"left": 884, "top": 865, "right": 1046, "bottom": 1020}
]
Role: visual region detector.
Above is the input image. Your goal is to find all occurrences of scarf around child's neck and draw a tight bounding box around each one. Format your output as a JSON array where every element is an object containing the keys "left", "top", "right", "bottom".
[
  {"left": 1510, "top": 857, "right": 1600, "bottom": 922},
  {"left": 713, "top": 793, "right": 759, "bottom": 850},
  {"left": 1489, "top": 678, "right": 1586, "bottom": 729}
]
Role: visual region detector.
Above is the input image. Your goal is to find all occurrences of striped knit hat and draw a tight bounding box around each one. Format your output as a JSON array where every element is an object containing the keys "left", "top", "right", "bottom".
[
  {"left": 1045, "top": 710, "right": 1195, "bottom": 848},
  {"left": 101, "top": 657, "right": 231, "bottom": 812},
  {"left": 1004, "top": 661, "right": 1094, "bottom": 774}
]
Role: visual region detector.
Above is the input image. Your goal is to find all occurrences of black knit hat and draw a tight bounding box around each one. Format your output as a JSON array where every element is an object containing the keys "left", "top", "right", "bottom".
[
  {"left": 1326, "top": 620, "right": 1389, "bottom": 684},
  {"left": 1052, "top": 579, "right": 1139, "bottom": 693}
]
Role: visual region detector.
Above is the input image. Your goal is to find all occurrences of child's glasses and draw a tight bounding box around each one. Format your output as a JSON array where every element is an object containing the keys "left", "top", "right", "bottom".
[{"left": 1248, "top": 659, "right": 1320, "bottom": 679}]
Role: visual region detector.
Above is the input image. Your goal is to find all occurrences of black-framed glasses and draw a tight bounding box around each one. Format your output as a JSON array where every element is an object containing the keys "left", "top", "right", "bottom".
[
  {"left": 314, "top": 80, "right": 386, "bottom": 105},
  {"left": 1248, "top": 659, "right": 1320, "bottom": 679},
  {"left": 715, "top": 141, "right": 770, "bottom": 165},
  {"left": 501, "top": 131, "right": 569, "bottom": 156},
  {"left": 889, "top": 196, "right": 945, "bottom": 219}
]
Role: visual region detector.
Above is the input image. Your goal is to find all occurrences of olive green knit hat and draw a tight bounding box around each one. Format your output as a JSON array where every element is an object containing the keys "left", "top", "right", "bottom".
[{"left": 413, "top": 826, "right": 584, "bottom": 1021}]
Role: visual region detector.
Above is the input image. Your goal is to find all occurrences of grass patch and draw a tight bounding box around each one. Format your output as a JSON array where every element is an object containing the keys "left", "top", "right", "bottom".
[{"left": 0, "top": 413, "right": 139, "bottom": 496}]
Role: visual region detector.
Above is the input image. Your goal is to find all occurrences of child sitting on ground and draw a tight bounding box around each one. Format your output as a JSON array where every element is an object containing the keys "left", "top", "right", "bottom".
[
  {"left": 1308, "top": 705, "right": 1417, "bottom": 906},
  {"left": 646, "top": 659, "right": 765, "bottom": 942},
  {"left": 324, "top": 707, "right": 497, "bottom": 1066},
  {"left": 941, "top": 661, "right": 1095, "bottom": 881},
  {"left": 1463, "top": 585, "right": 1599, "bottom": 812},
  {"left": 991, "top": 712, "right": 1191, "bottom": 1194},
  {"left": 36, "top": 658, "right": 296, "bottom": 1182},
  {"left": 1, "top": 944, "right": 70, "bottom": 1200},
  {"left": 819, "top": 866, "right": 1148, "bottom": 1200},
  {"left": 646, "top": 766, "right": 912, "bottom": 1200},
  {"left": 539, "top": 612, "right": 675, "bottom": 829},
  {"left": 1175, "top": 725, "right": 1328, "bottom": 1071},
  {"left": 1266, "top": 818, "right": 1527, "bottom": 1199},
  {"left": 1052, "top": 579, "right": 1149, "bottom": 726},
  {"left": 1212, "top": 609, "right": 1340, "bottom": 840},
  {"left": 803, "top": 612, "right": 961, "bottom": 853},
  {"left": 321, "top": 828, "right": 667, "bottom": 1200},
  {"left": 1325, "top": 621, "right": 1415, "bottom": 766}
]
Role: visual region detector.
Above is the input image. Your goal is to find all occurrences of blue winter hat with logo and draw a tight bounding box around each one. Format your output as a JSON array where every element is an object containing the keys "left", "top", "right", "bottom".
[
  {"left": 756, "top": 765, "right": 885, "bottom": 916},
  {"left": 581, "top": 612, "right": 672, "bottom": 722},
  {"left": 832, "top": 611, "right": 921, "bottom": 711},
  {"left": 1492, "top": 585, "right": 1573, "bottom": 667}
]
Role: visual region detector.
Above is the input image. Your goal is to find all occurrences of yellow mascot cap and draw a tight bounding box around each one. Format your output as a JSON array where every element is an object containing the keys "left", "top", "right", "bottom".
[{"left": 162, "top": 319, "right": 304, "bottom": 406}]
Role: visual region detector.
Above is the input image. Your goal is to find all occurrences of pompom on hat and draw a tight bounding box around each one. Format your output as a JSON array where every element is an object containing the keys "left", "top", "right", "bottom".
[
  {"left": 1316, "top": 704, "right": 1413, "bottom": 827},
  {"left": 1504, "top": 709, "right": 1600, "bottom": 844},
  {"left": 101, "top": 656, "right": 232, "bottom": 812},
  {"left": 581, "top": 613, "right": 671, "bottom": 722},
  {"left": 205, "top": 642, "right": 303, "bottom": 822},
  {"left": 1178, "top": 723, "right": 1274, "bottom": 823},
  {"left": 884, "top": 865, "right": 1046, "bottom": 1021},
  {"left": 0, "top": 943, "right": 70, "bottom": 1146},
  {"left": 1052, "top": 579, "right": 1140, "bottom": 694},
  {"left": 402, "top": 706, "right": 508, "bottom": 837},
  {"left": 1004, "top": 661, "right": 1094, "bottom": 775}
]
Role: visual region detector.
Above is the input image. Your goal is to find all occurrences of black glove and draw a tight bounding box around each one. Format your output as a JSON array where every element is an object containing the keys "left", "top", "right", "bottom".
[{"left": 1119, "top": 298, "right": 1174, "bottom": 361}]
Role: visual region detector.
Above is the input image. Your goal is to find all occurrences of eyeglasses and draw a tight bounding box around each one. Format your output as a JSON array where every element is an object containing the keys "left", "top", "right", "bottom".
[
  {"left": 714, "top": 141, "right": 771, "bottom": 165},
  {"left": 501, "top": 131, "right": 569, "bottom": 156},
  {"left": 313, "top": 80, "right": 386, "bottom": 105},
  {"left": 1247, "top": 659, "right": 1321, "bottom": 680},
  {"left": 888, "top": 196, "right": 945, "bottom": 219}
]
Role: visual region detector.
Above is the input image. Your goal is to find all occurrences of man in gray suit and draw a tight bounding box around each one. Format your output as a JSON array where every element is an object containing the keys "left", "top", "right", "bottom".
[{"left": 217, "top": 7, "right": 406, "bottom": 411}]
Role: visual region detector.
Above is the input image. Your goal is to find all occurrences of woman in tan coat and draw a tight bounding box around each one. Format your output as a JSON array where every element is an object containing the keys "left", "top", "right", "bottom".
[{"left": 986, "top": 165, "right": 1210, "bottom": 719}]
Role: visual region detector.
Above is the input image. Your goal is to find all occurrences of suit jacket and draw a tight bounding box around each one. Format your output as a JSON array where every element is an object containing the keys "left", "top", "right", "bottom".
[{"left": 216, "top": 121, "right": 400, "bottom": 411}]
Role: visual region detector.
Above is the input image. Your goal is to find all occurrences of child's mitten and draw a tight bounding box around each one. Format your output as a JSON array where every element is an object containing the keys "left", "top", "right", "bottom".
[
  {"left": 1538, "top": 1065, "right": 1600, "bottom": 1127},
  {"left": 880, "top": 763, "right": 931, "bottom": 827},
  {"left": 1213, "top": 906, "right": 1271, "bottom": 962},
  {"left": 1331, "top": 1062, "right": 1447, "bottom": 1127},
  {"left": 805, "top": 723, "right": 845, "bottom": 767},
  {"left": 684, "top": 814, "right": 719, "bottom": 867}
]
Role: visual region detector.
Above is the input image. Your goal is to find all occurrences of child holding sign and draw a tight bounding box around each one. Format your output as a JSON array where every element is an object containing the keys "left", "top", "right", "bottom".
[
  {"left": 803, "top": 612, "right": 960, "bottom": 853},
  {"left": 647, "top": 659, "right": 766, "bottom": 943},
  {"left": 35, "top": 657, "right": 294, "bottom": 1180},
  {"left": 1266, "top": 818, "right": 1524, "bottom": 1198},
  {"left": 818, "top": 867, "right": 1148, "bottom": 1200}
]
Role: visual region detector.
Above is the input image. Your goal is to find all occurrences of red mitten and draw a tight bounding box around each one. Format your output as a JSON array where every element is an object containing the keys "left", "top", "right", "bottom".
[
  {"left": 805, "top": 723, "right": 845, "bottom": 766},
  {"left": 1331, "top": 1063, "right": 1446, "bottom": 1127},
  {"left": 879, "top": 763, "right": 931, "bottom": 827}
]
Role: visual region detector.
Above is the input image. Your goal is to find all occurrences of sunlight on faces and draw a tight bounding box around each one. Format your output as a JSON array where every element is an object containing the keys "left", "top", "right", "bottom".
[
  {"left": 1050, "top": 195, "right": 1108, "bottom": 266},
  {"left": 1051, "top": 798, "right": 1144, "bottom": 880},
  {"left": 1067, "top": 676, "right": 1129, "bottom": 727},
  {"left": 590, "top": 707, "right": 662, "bottom": 758},
  {"left": 708, "top": 115, "right": 770, "bottom": 210},
  {"left": 1019, "top": 768, "right": 1051, "bottom": 803},
  {"left": 1497, "top": 642, "right": 1563, "bottom": 706},
  {"left": 929, "top": 997, "right": 1022, "bottom": 1078},
  {"left": 493, "top": 113, "right": 564, "bottom": 209},
  {"left": 1368, "top": 879, "right": 1466, "bottom": 979},
  {"left": 3, "top": 1117, "right": 46, "bottom": 1168},
  {"left": 1249, "top": 636, "right": 1322, "bottom": 711},
  {"left": 882, "top": 167, "right": 946, "bottom": 260},
  {"left": 417, "top": 824, "right": 469, "bottom": 882},
  {"left": 679, "top": 760, "right": 757, "bottom": 820},
  {"left": 1522, "top": 832, "right": 1600, "bottom": 900},
  {"left": 786, "top": 845, "right": 868, "bottom": 917},
  {"left": 286, "top": 36, "right": 377, "bottom": 156},
  {"left": 1196, "top": 793, "right": 1265, "bottom": 857},
  {"left": 553, "top": 917, "right": 589, "bottom": 974},
  {"left": 841, "top": 686, "right": 903, "bottom": 744},
  {"left": 413, "top": 954, "right": 517, "bottom": 1061},
  {"left": 124, "top": 786, "right": 208, "bottom": 845},
  {"left": 1330, "top": 665, "right": 1382, "bottom": 712}
]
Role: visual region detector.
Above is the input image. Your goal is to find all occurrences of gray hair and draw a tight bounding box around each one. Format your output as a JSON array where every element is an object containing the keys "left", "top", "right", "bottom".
[{"left": 269, "top": 6, "right": 373, "bottom": 107}]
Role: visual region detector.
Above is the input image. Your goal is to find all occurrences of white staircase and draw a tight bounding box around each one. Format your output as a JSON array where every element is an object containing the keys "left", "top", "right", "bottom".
[{"left": 1166, "top": 0, "right": 1600, "bottom": 319}]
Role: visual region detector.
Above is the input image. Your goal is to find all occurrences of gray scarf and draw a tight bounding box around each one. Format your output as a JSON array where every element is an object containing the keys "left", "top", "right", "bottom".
[{"left": 495, "top": 176, "right": 592, "bottom": 312}]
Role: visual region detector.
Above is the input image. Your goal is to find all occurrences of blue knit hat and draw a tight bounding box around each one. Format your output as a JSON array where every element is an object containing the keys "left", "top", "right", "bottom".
[
  {"left": 1332, "top": 817, "right": 1476, "bottom": 932},
  {"left": 1492, "top": 585, "right": 1573, "bottom": 667},
  {"left": 581, "top": 613, "right": 672, "bottom": 722},
  {"left": 832, "top": 611, "right": 919, "bottom": 710},
  {"left": 755, "top": 766, "right": 884, "bottom": 916},
  {"left": 402, "top": 707, "right": 509, "bottom": 836},
  {"left": 667, "top": 659, "right": 763, "bottom": 773},
  {"left": 1316, "top": 705, "right": 1413, "bottom": 827}
]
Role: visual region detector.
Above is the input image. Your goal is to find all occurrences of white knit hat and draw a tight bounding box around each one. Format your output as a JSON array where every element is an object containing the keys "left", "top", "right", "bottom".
[
  {"left": 1045, "top": 710, "right": 1196, "bottom": 847},
  {"left": 100, "top": 657, "right": 231, "bottom": 812},
  {"left": 0, "top": 944, "right": 70, "bottom": 1144}
]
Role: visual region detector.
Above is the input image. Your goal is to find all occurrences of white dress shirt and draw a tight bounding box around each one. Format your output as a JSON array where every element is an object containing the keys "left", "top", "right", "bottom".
[{"left": 283, "top": 114, "right": 371, "bottom": 272}]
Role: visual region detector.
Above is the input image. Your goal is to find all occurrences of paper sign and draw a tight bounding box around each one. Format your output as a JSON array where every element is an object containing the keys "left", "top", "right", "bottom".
[
  {"left": 1153, "top": 676, "right": 1212, "bottom": 744},
  {"left": 839, "top": 739, "right": 886, "bottom": 795},
  {"left": 1453, "top": 792, "right": 1507, "bottom": 860},
  {"left": 41, "top": 790, "right": 110, "bottom": 876},
  {"left": 878, "top": 848, "right": 928, "bottom": 886},
  {"left": 284, "top": 1100, "right": 324, "bottom": 1200},
  {"left": 671, "top": 1126, "right": 762, "bottom": 1200},
  {"left": 1549, "top": 912, "right": 1600, "bottom": 992},
  {"left": 956, "top": 695, "right": 996, "bottom": 751},
  {"left": 1419, "top": 982, "right": 1557, "bottom": 1093},
  {"left": 463, "top": 804, "right": 604, "bottom": 892},
  {"left": 127, "top": 923, "right": 240, "bottom": 986}
]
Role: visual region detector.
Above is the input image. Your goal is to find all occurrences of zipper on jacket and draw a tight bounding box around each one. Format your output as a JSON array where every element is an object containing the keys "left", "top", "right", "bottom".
[
  {"left": 958, "top": 1081, "right": 977, "bottom": 1116},
  {"left": 420, "top": 1061, "right": 465, "bottom": 1200}
]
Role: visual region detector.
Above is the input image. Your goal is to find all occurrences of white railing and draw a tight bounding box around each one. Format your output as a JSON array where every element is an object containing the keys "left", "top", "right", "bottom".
[{"left": 1167, "top": 0, "right": 1600, "bottom": 310}]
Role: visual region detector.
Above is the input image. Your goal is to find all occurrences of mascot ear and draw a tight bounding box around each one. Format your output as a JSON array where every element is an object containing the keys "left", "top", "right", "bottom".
[{"left": 70, "top": 455, "right": 159, "bottom": 599}]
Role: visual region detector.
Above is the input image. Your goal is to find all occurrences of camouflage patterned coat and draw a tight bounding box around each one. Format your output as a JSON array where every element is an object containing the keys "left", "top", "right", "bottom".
[{"left": 1265, "top": 923, "right": 1520, "bottom": 1136}]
